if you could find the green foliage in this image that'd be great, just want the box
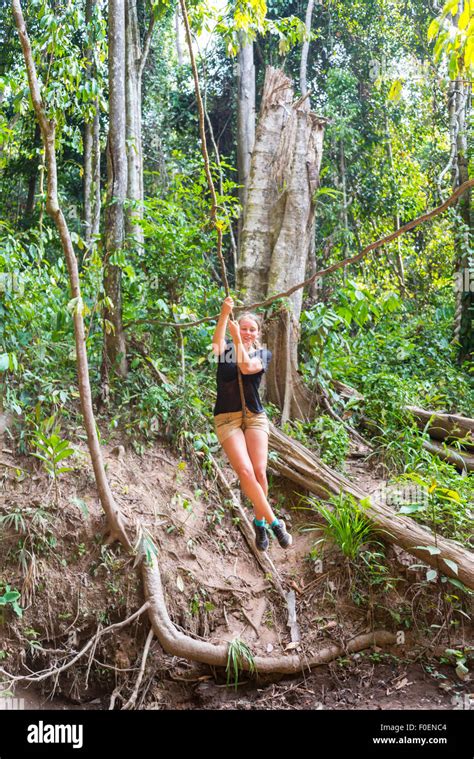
[133,526,159,568]
[0,502,57,574]
[226,638,256,689]
[358,547,400,593]
[302,492,383,561]
[282,415,349,471]
[31,415,75,482]
[0,585,23,619]
[0,1,472,617]
[393,472,473,544]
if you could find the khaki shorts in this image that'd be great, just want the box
[213,409,270,444]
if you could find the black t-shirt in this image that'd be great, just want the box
[213,341,272,415]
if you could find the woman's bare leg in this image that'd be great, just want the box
[221,429,276,523]
[244,428,269,497]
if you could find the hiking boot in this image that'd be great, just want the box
[271,519,293,549]
[253,520,269,551]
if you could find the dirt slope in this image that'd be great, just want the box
[1,437,472,710]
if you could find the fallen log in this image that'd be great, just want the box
[268,424,474,589]
[361,411,474,471]
[330,379,364,401]
[407,406,474,450]
[421,439,474,472]
[333,385,474,454]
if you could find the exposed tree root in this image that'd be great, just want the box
[121,627,154,710]
[142,555,396,674]
[0,603,150,686]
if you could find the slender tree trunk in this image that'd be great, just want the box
[83,123,93,244]
[24,123,40,223]
[339,138,349,277]
[91,107,101,239]
[451,79,473,361]
[236,35,255,251]
[104,0,128,379]
[12,0,131,548]
[299,0,314,96]
[125,0,144,247]
[83,0,101,248]
[384,109,405,289]
[175,5,183,66]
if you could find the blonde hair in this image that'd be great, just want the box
[237,312,263,349]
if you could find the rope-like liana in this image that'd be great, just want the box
[126,177,474,330]
[179,0,230,297]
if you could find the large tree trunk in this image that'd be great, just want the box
[421,438,474,472]
[407,405,474,449]
[103,0,128,379]
[237,67,326,422]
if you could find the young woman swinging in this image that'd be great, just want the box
[212,295,292,552]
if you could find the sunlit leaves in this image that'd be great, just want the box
[388,78,403,102]
[8,0,106,130]
[429,0,474,80]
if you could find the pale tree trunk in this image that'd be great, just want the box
[301,0,319,307]
[384,109,405,290]
[125,0,143,247]
[124,0,155,249]
[299,0,314,96]
[236,34,255,241]
[83,0,101,248]
[339,139,349,278]
[237,68,326,422]
[103,0,128,381]
[175,5,183,66]
[450,78,473,362]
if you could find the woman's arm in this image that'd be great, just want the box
[212,296,234,355]
[228,321,263,374]
[236,338,263,374]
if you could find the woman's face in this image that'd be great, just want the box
[238,318,259,349]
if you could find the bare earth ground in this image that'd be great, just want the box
[1,432,472,711]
